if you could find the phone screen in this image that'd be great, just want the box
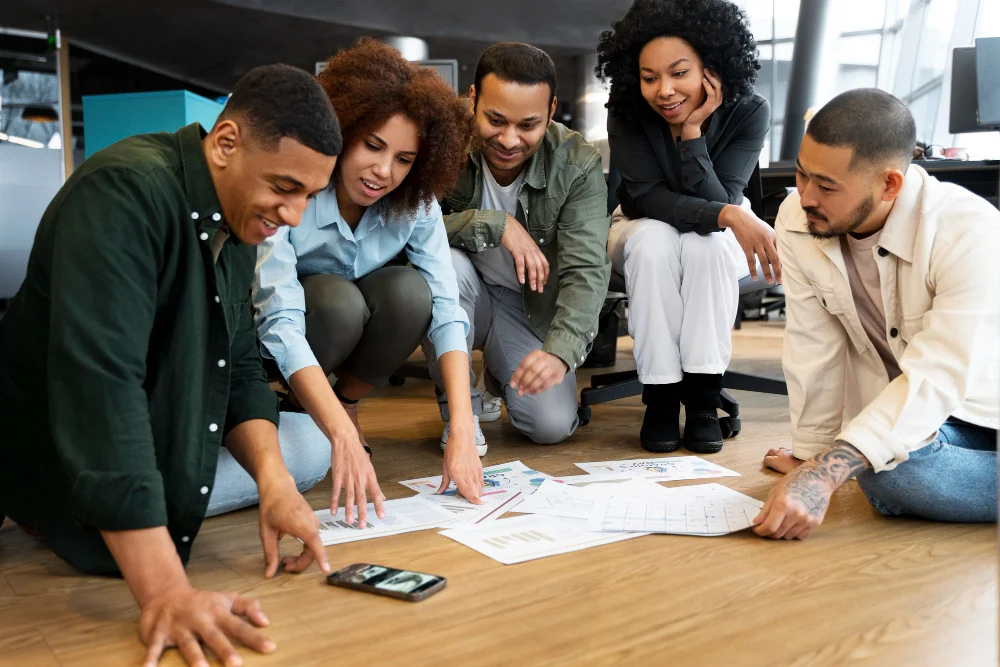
[327,563,446,600]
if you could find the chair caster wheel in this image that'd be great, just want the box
[577,406,592,427]
[388,374,405,387]
[720,416,741,439]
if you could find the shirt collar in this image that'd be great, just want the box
[313,183,387,238]
[178,123,226,233]
[874,164,924,264]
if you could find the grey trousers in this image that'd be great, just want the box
[423,248,579,445]
[301,265,432,387]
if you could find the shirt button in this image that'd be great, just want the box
[200,232,209,241]
[212,213,222,222]
[191,212,200,220]
[214,295,221,303]
[889,327,899,338]
[878,247,889,257]
[217,359,226,368]
[538,238,544,243]
[181,536,190,543]
[200,486,210,495]
[209,423,219,433]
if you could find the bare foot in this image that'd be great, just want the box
[762,446,803,474]
[341,401,369,451]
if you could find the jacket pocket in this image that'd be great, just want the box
[810,282,867,354]
[899,314,924,344]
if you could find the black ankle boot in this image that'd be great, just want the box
[681,373,724,454]
[640,383,681,453]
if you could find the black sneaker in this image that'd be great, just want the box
[640,383,681,452]
[683,408,724,454]
[641,406,681,452]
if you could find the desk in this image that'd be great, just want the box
[761,159,1000,222]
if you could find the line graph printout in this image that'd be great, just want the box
[440,514,647,565]
[574,456,740,482]
[514,477,670,520]
[587,485,764,536]
[419,487,523,525]
[315,496,457,546]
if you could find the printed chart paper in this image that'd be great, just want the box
[439,514,646,565]
[587,484,764,536]
[514,477,670,520]
[400,460,551,496]
[574,456,740,482]
[419,486,524,525]
[315,496,456,546]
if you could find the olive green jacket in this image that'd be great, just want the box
[442,122,611,372]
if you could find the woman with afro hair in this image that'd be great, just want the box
[250,38,484,531]
[597,0,781,454]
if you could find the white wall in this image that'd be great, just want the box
[0,143,63,298]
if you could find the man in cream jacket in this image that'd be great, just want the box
[753,89,998,540]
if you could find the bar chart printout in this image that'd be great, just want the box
[440,513,646,565]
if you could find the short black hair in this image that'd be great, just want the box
[474,42,558,109]
[220,64,342,156]
[596,0,759,125]
[807,88,916,171]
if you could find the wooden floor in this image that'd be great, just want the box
[1,322,996,667]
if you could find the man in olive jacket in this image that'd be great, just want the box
[0,65,341,666]
[424,43,611,451]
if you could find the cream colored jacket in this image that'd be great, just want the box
[777,165,999,472]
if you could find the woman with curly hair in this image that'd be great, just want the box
[596,0,782,454]
[250,38,484,531]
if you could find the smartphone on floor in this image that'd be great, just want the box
[326,563,446,602]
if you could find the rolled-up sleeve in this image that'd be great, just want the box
[405,198,470,357]
[253,226,321,379]
[47,170,167,530]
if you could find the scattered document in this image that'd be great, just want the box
[400,460,552,496]
[439,514,646,565]
[574,456,740,482]
[315,496,456,546]
[514,476,670,520]
[419,486,524,525]
[587,484,764,536]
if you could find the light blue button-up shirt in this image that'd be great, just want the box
[252,186,469,379]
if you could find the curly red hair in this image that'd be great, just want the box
[317,37,472,214]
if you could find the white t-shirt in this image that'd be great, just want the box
[469,165,526,292]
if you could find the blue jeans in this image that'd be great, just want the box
[856,419,997,522]
[206,412,331,517]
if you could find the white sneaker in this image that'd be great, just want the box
[441,414,488,457]
[476,373,503,423]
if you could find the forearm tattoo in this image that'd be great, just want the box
[785,444,871,517]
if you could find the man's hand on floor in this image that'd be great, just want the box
[257,473,330,578]
[762,446,804,474]
[140,585,274,667]
[754,443,872,540]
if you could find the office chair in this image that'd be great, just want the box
[577,163,787,437]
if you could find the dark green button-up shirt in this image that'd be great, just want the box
[0,123,278,575]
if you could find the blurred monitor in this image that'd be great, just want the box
[315,58,459,94]
[950,47,982,134]
[975,37,1000,128]
[416,59,460,93]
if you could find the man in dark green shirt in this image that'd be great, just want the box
[0,65,341,666]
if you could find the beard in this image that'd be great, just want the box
[804,194,876,239]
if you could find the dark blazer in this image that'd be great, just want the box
[608,93,770,235]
